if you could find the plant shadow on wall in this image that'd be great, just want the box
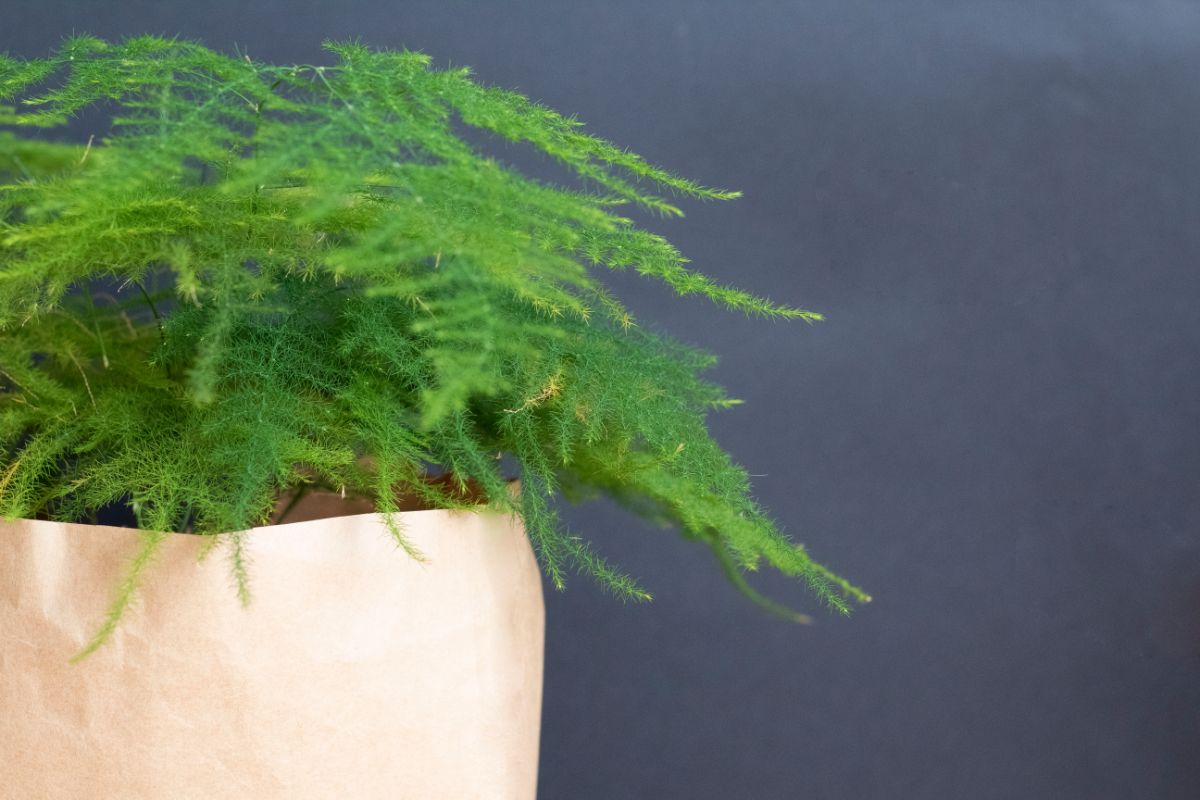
[0,36,869,659]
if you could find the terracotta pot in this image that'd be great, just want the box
[0,492,545,799]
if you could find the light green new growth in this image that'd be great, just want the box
[0,36,868,657]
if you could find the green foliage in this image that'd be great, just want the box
[0,36,867,655]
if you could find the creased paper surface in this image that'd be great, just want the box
[0,494,544,799]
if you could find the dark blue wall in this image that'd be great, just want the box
[5,2,1198,797]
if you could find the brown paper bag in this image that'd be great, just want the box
[0,493,544,799]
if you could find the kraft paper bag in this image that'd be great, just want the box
[0,493,544,799]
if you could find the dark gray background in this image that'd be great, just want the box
[5,1,1198,797]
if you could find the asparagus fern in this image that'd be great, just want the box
[0,36,868,656]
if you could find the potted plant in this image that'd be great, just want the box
[0,36,868,798]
